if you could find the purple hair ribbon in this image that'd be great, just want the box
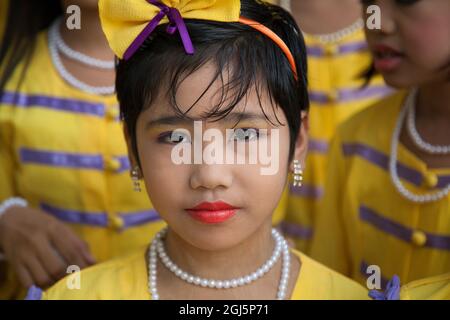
[123,0,195,60]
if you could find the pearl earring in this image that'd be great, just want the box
[131,166,142,192]
[293,160,303,187]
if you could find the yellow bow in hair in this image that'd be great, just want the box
[99,0,241,60]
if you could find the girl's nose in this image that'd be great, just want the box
[378,3,397,35]
[189,163,233,191]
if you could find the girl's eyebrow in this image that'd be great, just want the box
[146,112,269,129]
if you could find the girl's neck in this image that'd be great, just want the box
[164,221,275,280]
[291,0,362,35]
[400,80,450,169]
[417,81,450,119]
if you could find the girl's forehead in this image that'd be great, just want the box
[146,63,281,122]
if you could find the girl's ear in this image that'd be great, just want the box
[289,111,309,171]
[123,124,140,174]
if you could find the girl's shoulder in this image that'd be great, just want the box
[31,246,150,300]
[290,249,370,300]
[400,273,450,300]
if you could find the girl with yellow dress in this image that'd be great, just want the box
[0,0,165,298]
[28,0,369,300]
[273,0,394,252]
[311,0,450,289]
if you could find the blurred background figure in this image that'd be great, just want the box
[311,0,449,288]
[0,0,165,299]
[276,0,394,252]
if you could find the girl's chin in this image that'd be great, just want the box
[382,74,419,90]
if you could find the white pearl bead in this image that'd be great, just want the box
[148,228,290,300]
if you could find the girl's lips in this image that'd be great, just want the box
[185,201,239,224]
[372,44,404,72]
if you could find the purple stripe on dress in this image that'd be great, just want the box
[308,91,329,104]
[339,41,368,54]
[308,139,329,154]
[279,221,314,240]
[20,148,104,170]
[120,209,161,228]
[40,203,161,229]
[24,285,43,300]
[437,175,450,189]
[41,203,108,227]
[342,143,423,187]
[307,46,324,57]
[307,41,368,58]
[360,206,450,251]
[360,205,412,242]
[1,91,105,117]
[289,183,324,199]
[360,260,389,290]
[309,86,393,105]
[115,156,131,173]
[339,86,394,102]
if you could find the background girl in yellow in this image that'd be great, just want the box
[30,0,369,300]
[311,0,450,289]
[0,0,165,298]
[270,0,394,252]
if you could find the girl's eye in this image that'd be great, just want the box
[157,130,191,144]
[231,128,261,142]
[395,0,421,6]
[360,0,375,5]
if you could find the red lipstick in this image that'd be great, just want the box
[185,201,239,224]
[372,44,404,72]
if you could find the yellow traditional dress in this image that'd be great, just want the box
[25,246,369,300]
[282,27,394,253]
[0,30,166,298]
[311,92,450,287]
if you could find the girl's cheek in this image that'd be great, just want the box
[403,16,450,68]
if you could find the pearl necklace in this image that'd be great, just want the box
[279,0,364,44]
[406,89,450,155]
[390,90,450,203]
[52,18,115,70]
[48,21,115,95]
[148,228,291,300]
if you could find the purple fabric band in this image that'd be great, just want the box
[289,183,324,199]
[308,139,329,154]
[123,0,194,60]
[40,203,161,229]
[19,148,130,172]
[307,41,369,57]
[342,143,450,189]
[360,205,450,251]
[24,285,43,300]
[369,275,401,300]
[279,221,314,240]
[1,91,105,117]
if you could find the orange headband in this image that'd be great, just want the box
[239,17,298,80]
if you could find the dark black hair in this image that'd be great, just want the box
[116,0,309,168]
[0,0,63,97]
